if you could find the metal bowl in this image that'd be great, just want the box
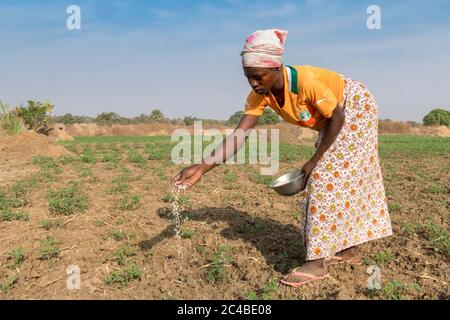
[269,170,305,196]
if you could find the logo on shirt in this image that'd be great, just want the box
[299,110,312,121]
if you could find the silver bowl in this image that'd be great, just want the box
[269,170,305,196]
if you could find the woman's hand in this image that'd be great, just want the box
[300,160,317,191]
[171,164,206,190]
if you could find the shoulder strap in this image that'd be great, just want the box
[286,66,298,94]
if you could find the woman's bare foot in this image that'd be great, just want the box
[327,246,362,266]
[280,259,329,287]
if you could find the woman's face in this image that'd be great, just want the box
[243,67,279,95]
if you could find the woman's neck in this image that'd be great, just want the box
[271,67,285,95]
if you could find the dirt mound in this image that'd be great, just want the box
[48,123,74,142]
[0,131,73,161]
[65,122,318,145]
[412,126,450,137]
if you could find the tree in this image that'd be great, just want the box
[226,111,244,126]
[183,116,197,126]
[149,109,165,123]
[423,108,450,126]
[257,108,281,125]
[95,112,121,125]
[15,100,54,130]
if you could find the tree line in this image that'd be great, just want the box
[49,109,284,126]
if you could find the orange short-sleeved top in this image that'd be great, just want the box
[244,65,345,130]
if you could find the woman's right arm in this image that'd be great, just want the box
[171,114,259,189]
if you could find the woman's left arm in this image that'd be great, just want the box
[300,105,345,190]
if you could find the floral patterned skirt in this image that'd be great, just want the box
[300,77,393,261]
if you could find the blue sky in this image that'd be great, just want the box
[1,0,449,122]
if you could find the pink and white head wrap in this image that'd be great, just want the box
[241,29,288,68]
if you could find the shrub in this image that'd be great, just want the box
[15,100,54,130]
[0,102,24,135]
[257,108,281,125]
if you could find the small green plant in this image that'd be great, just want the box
[261,278,279,300]
[38,219,64,230]
[411,282,421,292]
[38,169,58,182]
[246,291,259,300]
[76,166,93,178]
[0,192,8,210]
[205,246,232,284]
[111,168,134,184]
[101,152,120,164]
[6,248,25,269]
[117,195,141,211]
[32,156,58,168]
[257,174,273,186]
[0,274,19,294]
[105,263,142,287]
[64,144,78,153]
[58,156,77,165]
[47,182,88,215]
[161,193,173,203]
[224,170,237,183]
[180,229,194,239]
[80,147,96,163]
[388,202,401,212]
[145,144,166,160]
[127,149,146,166]
[401,223,417,236]
[373,249,395,266]
[195,245,206,254]
[111,230,127,241]
[114,245,138,266]
[0,209,29,222]
[7,196,28,209]
[292,211,301,222]
[121,143,131,150]
[38,236,60,260]
[426,184,446,194]
[107,183,129,195]
[424,220,450,257]
[116,218,126,225]
[382,280,405,300]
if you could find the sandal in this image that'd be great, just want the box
[280,268,330,288]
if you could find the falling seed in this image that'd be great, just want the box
[170,184,188,260]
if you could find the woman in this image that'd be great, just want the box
[172,29,393,287]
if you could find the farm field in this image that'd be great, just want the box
[0,135,449,299]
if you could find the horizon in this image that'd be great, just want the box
[1,0,449,122]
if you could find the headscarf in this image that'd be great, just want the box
[241,29,288,68]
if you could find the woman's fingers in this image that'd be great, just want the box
[171,165,203,189]
[171,172,181,184]
[183,180,193,190]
